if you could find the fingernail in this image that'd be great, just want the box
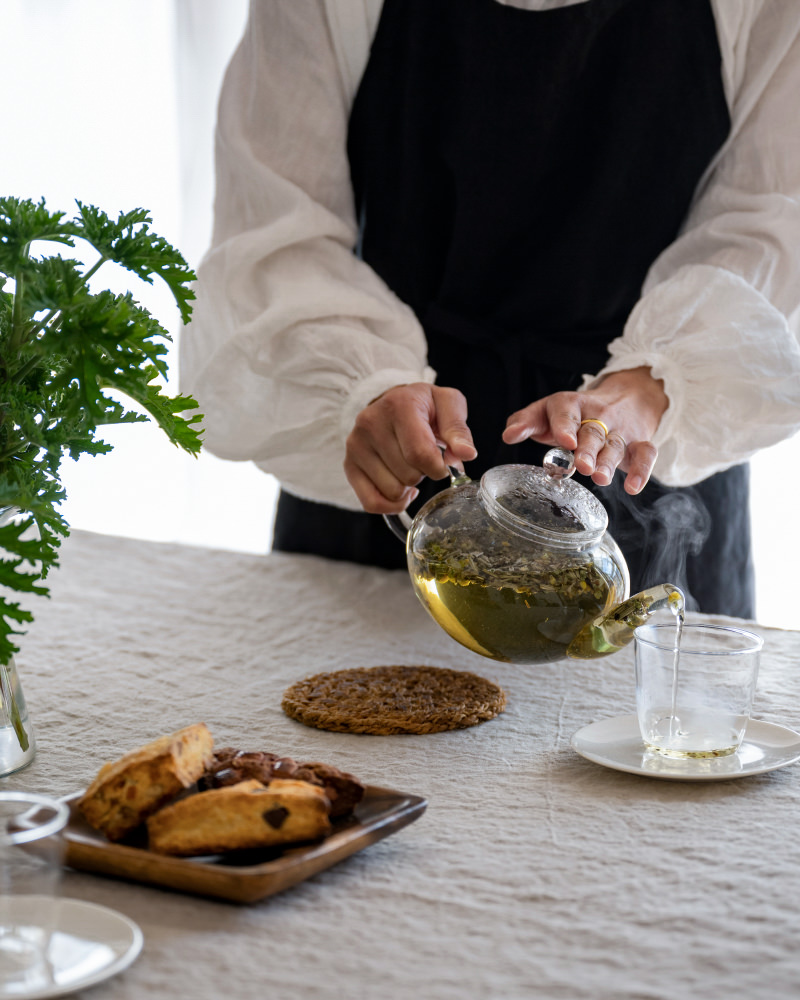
[595,465,612,484]
[626,476,642,493]
[455,440,478,459]
[504,424,526,443]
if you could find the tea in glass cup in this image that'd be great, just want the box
[634,622,762,758]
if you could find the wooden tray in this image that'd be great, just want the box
[52,787,426,904]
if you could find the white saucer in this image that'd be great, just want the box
[0,897,143,1000]
[570,715,800,781]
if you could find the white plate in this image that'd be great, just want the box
[570,715,800,781]
[0,896,143,1000]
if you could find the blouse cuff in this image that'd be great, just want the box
[579,264,800,486]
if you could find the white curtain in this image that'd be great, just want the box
[1,0,276,554]
[1,1,796,628]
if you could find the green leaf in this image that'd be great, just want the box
[0,508,60,670]
[75,202,196,324]
[0,195,203,692]
[20,255,90,315]
[0,196,79,275]
[102,370,204,452]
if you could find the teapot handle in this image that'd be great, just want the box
[383,509,414,543]
[383,455,472,544]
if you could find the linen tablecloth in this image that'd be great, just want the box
[6,529,800,1000]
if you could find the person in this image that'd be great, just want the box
[181,0,800,618]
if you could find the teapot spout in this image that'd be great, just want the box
[566,583,685,660]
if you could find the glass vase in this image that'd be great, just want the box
[0,506,38,775]
[0,654,36,776]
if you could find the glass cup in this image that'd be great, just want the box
[0,792,69,994]
[634,622,763,758]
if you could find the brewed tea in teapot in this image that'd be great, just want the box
[387,449,682,664]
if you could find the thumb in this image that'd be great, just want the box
[431,386,478,463]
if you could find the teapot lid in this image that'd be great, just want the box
[478,448,608,548]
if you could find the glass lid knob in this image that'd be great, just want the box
[542,447,575,486]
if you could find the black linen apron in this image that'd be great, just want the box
[273,0,755,618]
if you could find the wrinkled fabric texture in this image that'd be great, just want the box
[7,530,800,1000]
[273,0,755,620]
[181,0,800,510]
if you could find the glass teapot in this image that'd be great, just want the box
[385,448,683,664]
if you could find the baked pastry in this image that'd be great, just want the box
[282,664,506,735]
[146,778,332,856]
[199,748,364,818]
[77,723,214,841]
[294,761,364,818]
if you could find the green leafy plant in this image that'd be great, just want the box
[0,196,203,749]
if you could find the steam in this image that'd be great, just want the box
[601,477,712,612]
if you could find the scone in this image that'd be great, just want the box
[77,723,214,841]
[198,748,365,818]
[146,778,332,856]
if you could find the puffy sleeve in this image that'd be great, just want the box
[179,0,434,510]
[582,2,800,486]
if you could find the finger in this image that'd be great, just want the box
[344,427,423,508]
[372,386,452,480]
[592,430,627,486]
[502,400,549,444]
[574,419,609,476]
[345,414,428,508]
[350,424,427,495]
[546,398,584,450]
[621,440,658,495]
[430,386,477,464]
[345,458,419,514]
[504,395,580,449]
[355,390,446,483]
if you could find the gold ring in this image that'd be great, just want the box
[579,418,609,437]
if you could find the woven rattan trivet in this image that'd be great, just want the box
[281,664,506,735]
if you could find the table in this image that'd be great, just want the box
[6,529,800,1000]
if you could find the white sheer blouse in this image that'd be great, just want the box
[180,0,800,510]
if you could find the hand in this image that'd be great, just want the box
[502,367,667,494]
[345,383,478,513]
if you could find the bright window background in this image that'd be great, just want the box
[2,0,275,556]
[3,0,798,630]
